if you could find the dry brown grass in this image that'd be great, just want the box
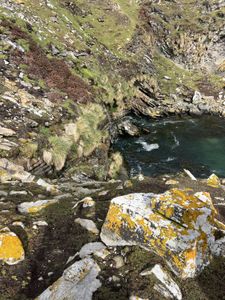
[1,20,93,103]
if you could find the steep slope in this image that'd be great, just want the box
[0,0,224,178]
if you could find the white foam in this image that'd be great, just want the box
[136,140,159,152]
[164,157,175,162]
[171,132,180,149]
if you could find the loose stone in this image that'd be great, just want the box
[0,227,25,265]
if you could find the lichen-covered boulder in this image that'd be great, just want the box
[101,189,221,278]
[0,227,25,265]
[37,257,101,300]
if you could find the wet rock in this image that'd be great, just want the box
[101,189,222,278]
[37,257,101,300]
[207,173,221,188]
[18,199,58,214]
[75,218,99,234]
[0,227,25,265]
[118,119,140,136]
[149,264,182,300]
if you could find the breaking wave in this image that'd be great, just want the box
[136,140,159,152]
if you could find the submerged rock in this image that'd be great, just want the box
[0,227,25,265]
[37,257,101,300]
[101,189,222,278]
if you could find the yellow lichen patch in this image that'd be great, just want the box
[0,228,25,265]
[28,203,51,213]
[151,189,210,227]
[18,199,58,214]
[105,204,124,235]
[136,218,153,242]
[207,174,220,188]
[105,204,136,235]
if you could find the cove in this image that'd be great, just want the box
[113,115,225,178]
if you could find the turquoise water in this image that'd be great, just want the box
[113,116,225,178]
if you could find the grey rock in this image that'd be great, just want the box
[75,218,99,234]
[192,91,202,104]
[78,242,106,258]
[37,257,101,300]
[0,126,16,137]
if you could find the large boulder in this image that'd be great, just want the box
[101,189,222,278]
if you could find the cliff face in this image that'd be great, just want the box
[0,0,225,177]
[1,2,225,300]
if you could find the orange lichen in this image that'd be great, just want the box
[105,204,136,234]
[185,247,197,262]
[0,231,24,264]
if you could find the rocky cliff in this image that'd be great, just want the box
[1,0,225,178]
[0,1,225,299]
